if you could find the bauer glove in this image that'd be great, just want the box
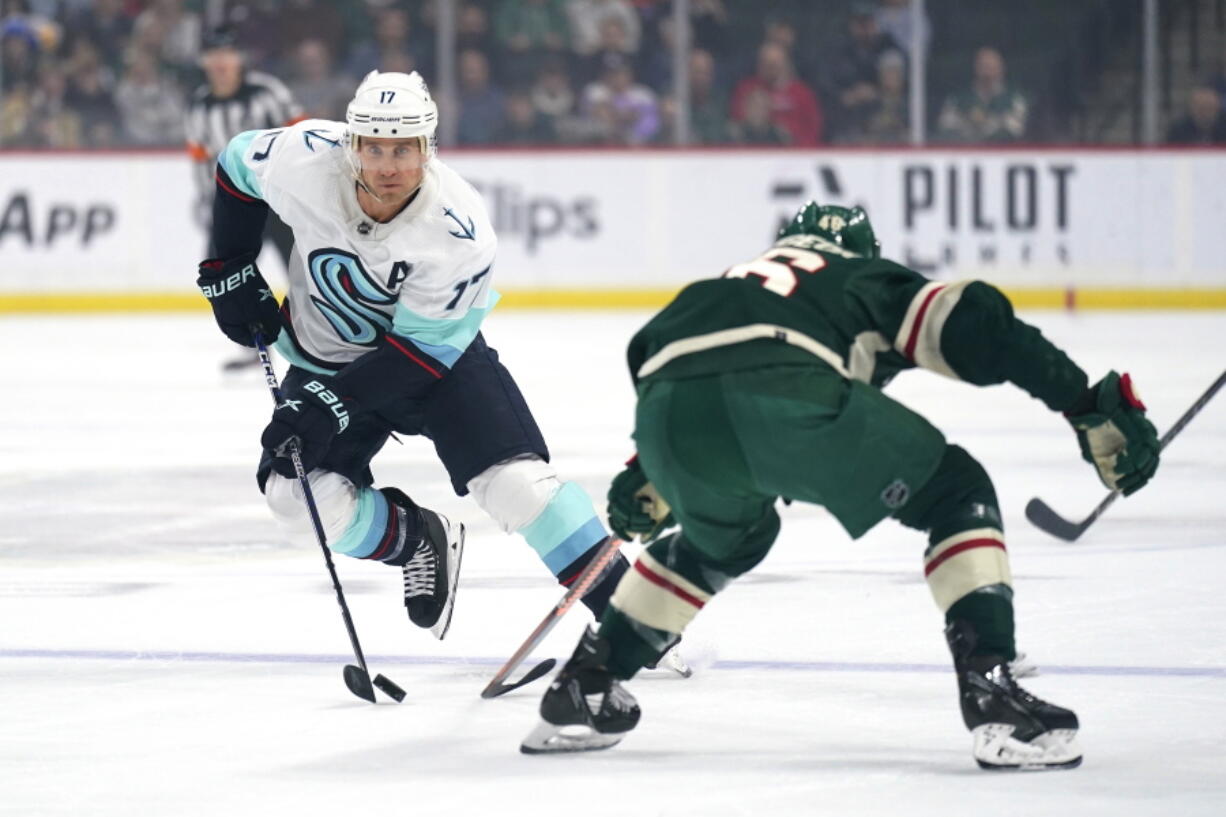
[607,457,674,542]
[260,377,352,478]
[197,253,282,347]
[1066,371,1160,496]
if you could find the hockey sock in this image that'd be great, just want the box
[598,609,676,680]
[514,480,613,594]
[946,588,1016,660]
[895,444,1017,659]
[329,486,425,567]
[558,543,629,617]
[598,533,725,679]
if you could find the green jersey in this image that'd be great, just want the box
[628,234,1087,412]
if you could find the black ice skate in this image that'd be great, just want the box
[383,488,464,640]
[521,627,641,754]
[946,620,1082,770]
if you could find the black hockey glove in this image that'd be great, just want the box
[260,377,352,478]
[607,456,674,543]
[1066,371,1160,496]
[197,253,282,347]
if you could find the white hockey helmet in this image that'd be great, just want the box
[345,70,438,173]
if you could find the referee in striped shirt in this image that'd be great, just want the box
[186,26,303,370]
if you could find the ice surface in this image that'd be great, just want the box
[2,310,1224,817]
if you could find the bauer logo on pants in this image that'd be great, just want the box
[304,380,351,432]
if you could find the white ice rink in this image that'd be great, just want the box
[2,310,1224,817]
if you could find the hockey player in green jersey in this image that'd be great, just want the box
[520,201,1161,769]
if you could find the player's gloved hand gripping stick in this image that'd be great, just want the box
[1027,368,1226,541]
[259,373,351,478]
[252,330,405,703]
[607,457,675,543]
[197,255,282,347]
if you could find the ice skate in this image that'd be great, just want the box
[385,488,464,640]
[947,621,1081,771]
[1008,651,1039,679]
[645,637,693,678]
[521,627,640,754]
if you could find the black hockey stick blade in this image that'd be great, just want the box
[373,673,407,703]
[343,664,377,703]
[481,658,557,699]
[1024,497,1092,542]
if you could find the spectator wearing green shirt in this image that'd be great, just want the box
[937,46,1027,143]
[495,0,569,84]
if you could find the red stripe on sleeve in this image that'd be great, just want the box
[903,285,946,362]
[633,560,706,610]
[923,538,1006,577]
[384,335,443,379]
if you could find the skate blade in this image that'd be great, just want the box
[972,724,1082,771]
[1008,651,1040,679]
[520,720,626,755]
[654,646,693,678]
[430,522,466,641]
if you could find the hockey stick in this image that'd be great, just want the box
[252,332,405,704]
[1026,368,1226,541]
[481,535,624,699]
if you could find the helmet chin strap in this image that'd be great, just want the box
[354,173,384,203]
[355,177,426,209]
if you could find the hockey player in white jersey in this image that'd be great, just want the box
[194,71,633,640]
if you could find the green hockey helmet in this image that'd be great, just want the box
[778,201,880,259]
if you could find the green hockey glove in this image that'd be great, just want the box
[1066,371,1160,496]
[607,457,674,543]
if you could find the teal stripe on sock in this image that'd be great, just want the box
[544,517,607,574]
[519,482,606,574]
[330,487,387,557]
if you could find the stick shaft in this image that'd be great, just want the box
[481,536,623,698]
[1155,369,1226,450]
[253,334,370,674]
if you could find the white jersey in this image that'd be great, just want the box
[217,118,497,373]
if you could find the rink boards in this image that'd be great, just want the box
[2,147,1226,311]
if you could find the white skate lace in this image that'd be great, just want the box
[402,542,437,599]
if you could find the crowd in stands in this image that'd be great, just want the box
[2,0,1219,150]
[1166,83,1226,145]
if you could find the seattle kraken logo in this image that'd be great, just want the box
[307,249,395,344]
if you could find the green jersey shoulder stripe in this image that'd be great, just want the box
[636,323,851,380]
